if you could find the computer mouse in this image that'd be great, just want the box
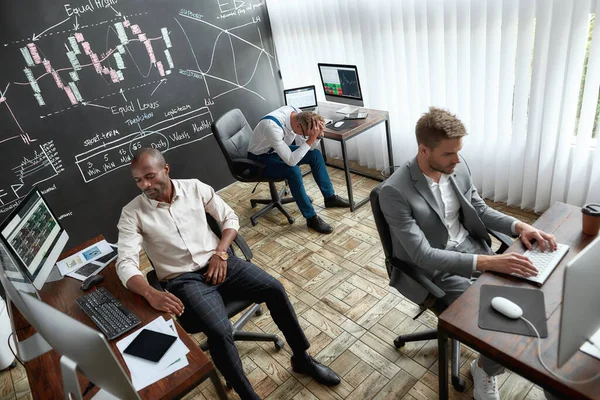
[81,274,104,291]
[333,121,344,128]
[491,296,523,319]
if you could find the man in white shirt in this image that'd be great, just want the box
[116,148,340,400]
[248,106,350,234]
[379,107,557,400]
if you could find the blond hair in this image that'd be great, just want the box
[295,111,325,132]
[415,107,467,148]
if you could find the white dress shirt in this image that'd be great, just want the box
[116,179,240,286]
[247,106,320,166]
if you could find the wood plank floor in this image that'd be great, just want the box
[0,166,548,400]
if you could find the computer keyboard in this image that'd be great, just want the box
[76,287,141,340]
[511,242,569,285]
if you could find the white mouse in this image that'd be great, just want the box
[491,296,523,319]
[334,121,344,128]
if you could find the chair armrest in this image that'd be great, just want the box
[389,258,446,299]
[146,270,164,292]
[232,233,253,261]
[487,229,514,254]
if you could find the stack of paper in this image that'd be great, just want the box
[116,316,190,390]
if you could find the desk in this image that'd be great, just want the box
[318,102,393,211]
[14,236,227,400]
[437,202,600,399]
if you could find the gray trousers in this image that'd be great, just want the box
[432,235,505,376]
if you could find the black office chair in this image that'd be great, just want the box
[369,183,512,392]
[212,108,296,226]
[145,213,285,352]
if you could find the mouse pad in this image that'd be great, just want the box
[328,120,358,131]
[478,285,547,338]
[123,329,177,362]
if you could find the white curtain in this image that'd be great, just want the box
[267,0,600,212]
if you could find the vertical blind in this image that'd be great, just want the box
[267,0,600,212]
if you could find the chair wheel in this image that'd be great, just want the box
[452,376,466,392]
[274,339,285,350]
[254,305,263,316]
[250,217,258,226]
[250,200,257,208]
[393,338,405,348]
[287,217,295,225]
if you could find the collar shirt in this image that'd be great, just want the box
[116,179,239,285]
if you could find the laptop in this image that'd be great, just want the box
[283,85,318,112]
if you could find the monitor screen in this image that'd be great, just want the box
[284,85,317,109]
[0,187,67,287]
[318,63,363,106]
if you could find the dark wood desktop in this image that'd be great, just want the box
[13,236,226,400]
[437,202,600,399]
[318,102,394,211]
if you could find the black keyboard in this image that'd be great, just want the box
[76,287,141,340]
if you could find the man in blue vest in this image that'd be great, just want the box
[248,106,349,233]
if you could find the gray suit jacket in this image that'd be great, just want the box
[379,157,517,305]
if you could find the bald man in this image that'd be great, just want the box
[115,148,340,400]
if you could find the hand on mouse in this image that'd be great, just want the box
[515,222,557,252]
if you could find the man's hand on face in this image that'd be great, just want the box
[204,254,228,285]
[145,289,185,316]
[516,222,557,252]
[306,117,324,145]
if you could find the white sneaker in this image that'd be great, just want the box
[470,359,500,400]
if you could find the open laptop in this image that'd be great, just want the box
[283,85,318,112]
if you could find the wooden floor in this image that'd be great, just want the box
[0,165,547,400]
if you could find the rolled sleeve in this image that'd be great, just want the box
[116,208,144,287]
[201,183,239,232]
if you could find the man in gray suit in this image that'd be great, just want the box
[380,107,557,400]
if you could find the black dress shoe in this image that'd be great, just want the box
[324,195,350,208]
[291,355,341,386]
[306,215,333,234]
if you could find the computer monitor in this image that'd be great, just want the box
[0,187,68,290]
[317,63,364,111]
[0,254,139,400]
[558,235,600,367]
[283,85,318,110]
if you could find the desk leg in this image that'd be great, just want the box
[385,118,394,169]
[340,139,355,211]
[438,328,449,400]
[209,370,229,400]
[320,139,328,163]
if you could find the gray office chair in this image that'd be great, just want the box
[212,108,296,226]
[146,213,285,352]
[369,183,512,392]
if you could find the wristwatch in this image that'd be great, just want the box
[214,251,228,261]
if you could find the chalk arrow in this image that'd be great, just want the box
[119,88,127,101]
[32,17,71,41]
[111,6,123,17]
[73,16,79,31]
[150,78,167,96]
[81,101,110,110]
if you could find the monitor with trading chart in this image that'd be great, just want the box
[0,187,68,290]
[283,85,318,111]
[318,63,364,113]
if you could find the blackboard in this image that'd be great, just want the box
[0,0,283,245]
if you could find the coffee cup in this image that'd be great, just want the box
[582,203,600,236]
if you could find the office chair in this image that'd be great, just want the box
[369,183,512,392]
[212,108,296,226]
[146,213,285,353]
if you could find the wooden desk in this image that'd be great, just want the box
[318,102,393,211]
[437,202,600,399]
[14,236,227,400]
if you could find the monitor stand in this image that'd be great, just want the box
[61,356,124,400]
[46,264,63,283]
[336,105,359,115]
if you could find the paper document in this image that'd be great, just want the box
[117,316,189,390]
[66,243,118,281]
[581,327,600,360]
[56,240,113,276]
